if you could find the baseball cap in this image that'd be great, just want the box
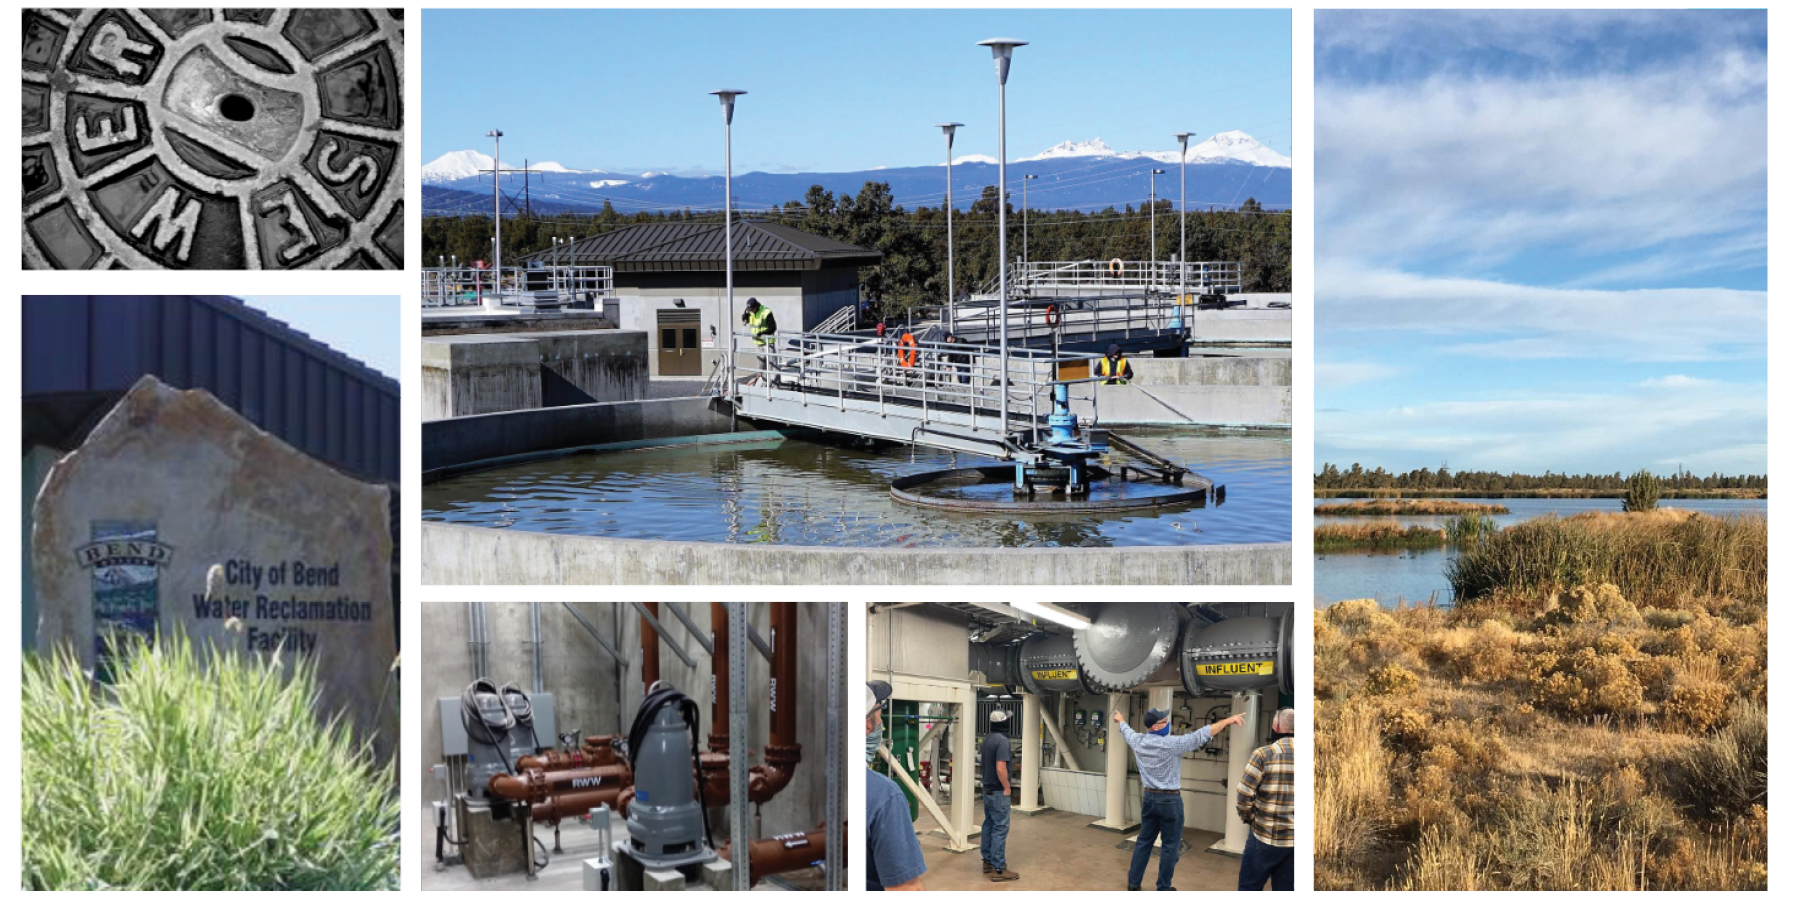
[866,680,893,716]
[989,709,1013,723]
[1143,707,1170,728]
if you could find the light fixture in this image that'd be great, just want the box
[1010,600,1091,630]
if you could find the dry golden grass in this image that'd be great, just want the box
[1315,499,1511,516]
[1316,515,1767,890]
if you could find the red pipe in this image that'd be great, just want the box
[641,602,660,691]
[709,602,730,753]
[719,825,845,886]
[749,602,802,803]
[488,763,632,806]
[518,735,623,772]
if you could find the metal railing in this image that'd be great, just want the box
[728,329,1103,460]
[976,260,1242,297]
[420,265,614,309]
[944,292,1193,348]
[814,303,858,334]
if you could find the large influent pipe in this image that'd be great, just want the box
[719,825,846,887]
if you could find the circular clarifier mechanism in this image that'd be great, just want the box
[889,465,1217,513]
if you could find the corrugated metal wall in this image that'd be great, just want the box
[22,296,399,484]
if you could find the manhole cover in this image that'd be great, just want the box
[22,8,405,269]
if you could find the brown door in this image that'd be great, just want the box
[657,309,702,375]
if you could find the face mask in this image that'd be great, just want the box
[1152,723,1171,736]
[867,721,883,763]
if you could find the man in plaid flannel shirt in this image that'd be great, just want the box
[1235,707,1295,891]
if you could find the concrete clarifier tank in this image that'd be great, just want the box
[1178,613,1289,696]
[1073,603,1186,691]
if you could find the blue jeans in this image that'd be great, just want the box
[980,791,1011,871]
[1128,792,1184,890]
[1237,833,1294,891]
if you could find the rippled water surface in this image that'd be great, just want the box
[423,430,1290,548]
[1312,497,1768,607]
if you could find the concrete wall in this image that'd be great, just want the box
[420,601,847,847]
[422,397,739,476]
[421,335,543,421]
[1097,356,1292,427]
[422,332,649,421]
[418,601,627,802]
[1189,305,1291,344]
[422,523,1292,585]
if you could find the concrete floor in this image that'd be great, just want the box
[418,808,811,891]
[914,809,1257,892]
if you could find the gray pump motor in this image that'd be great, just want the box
[461,679,537,802]
[623,684,717,869]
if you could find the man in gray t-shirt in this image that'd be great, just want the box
[980,709,1019,881]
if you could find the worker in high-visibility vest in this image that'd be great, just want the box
[742,298,777,346]
[742,298,777,377]
[1093,343,1134,385]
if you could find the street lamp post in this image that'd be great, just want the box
[978,37,1026,440]
[937,122,963,325]
[1174,133,1192,305]
[1149,168,1165,287]
[711,89,746,393]
[1023,173,1038,282]
[487,129,503,300]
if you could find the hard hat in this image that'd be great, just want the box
[989,709,1013,723]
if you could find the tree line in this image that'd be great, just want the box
[421,181,1290,318]
[1315,463,1767,496]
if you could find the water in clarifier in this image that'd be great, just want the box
[422,428,1290,548]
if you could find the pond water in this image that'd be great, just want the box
[423,429,1290,549]
[1312,497,1768,607]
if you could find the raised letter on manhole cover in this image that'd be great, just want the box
[22,9,405,270]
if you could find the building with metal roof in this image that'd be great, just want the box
[520,220,881,377]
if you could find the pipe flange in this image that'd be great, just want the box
[22,8,404,269]
[1074,602,1184,691]
[763,744,803,766]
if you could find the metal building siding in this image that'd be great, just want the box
[21,296,399,484]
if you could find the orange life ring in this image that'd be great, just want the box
[1044,303,1062,327]
[898,332,919,368]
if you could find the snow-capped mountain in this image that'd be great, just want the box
[1020,132,1290,168]
[422,151,597,183]
[420,130,1290,217]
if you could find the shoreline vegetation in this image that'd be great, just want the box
[1316,509,1768,890]
[1315,499,1510,516]
[1315,487,1764,500]
[1315,511,1498,551]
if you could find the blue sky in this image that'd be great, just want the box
[241,297,400,380]
[1315,10,1767,477]
[422,9,1290,174]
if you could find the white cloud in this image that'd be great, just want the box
[1317,54,1767,280]
[1318,262,1766,362]
[1317,380,1767,474]
[1317,360,1402,387]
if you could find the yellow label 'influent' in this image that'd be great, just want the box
[1197,661,1273,676]
[1035,668,1077,681]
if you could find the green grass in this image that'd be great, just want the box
[23,634,398,890]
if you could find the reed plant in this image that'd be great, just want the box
[1447,510,1766,607]
[1315,521,1447,551]
[22,633,398,890]
[1316,499,1510,516]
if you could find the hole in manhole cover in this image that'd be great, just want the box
[218,93,255,121]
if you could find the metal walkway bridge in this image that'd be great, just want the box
[723,329,1102,464]
[420,264,614,310]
